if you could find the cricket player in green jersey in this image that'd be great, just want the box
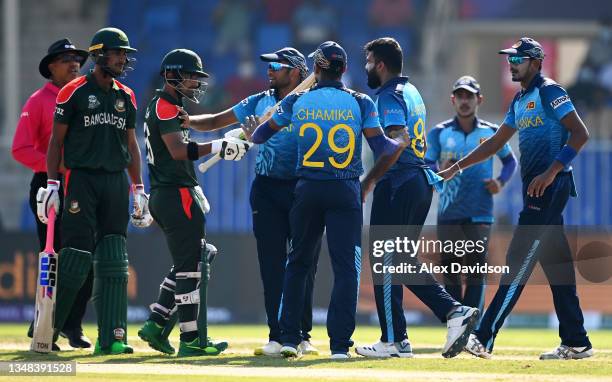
[137,49,250,357]
[37,27,151,355]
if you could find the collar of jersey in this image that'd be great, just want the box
[375,75,409,95]
[157,89,183,107]
[312,79,344,90]
[520,72,544,96]
[86,72,121,93]
[451,116,480,132]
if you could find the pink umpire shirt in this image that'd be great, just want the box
[11,82,60,173]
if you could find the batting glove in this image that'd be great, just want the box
[131,184,153,228]
[36,179,60,224]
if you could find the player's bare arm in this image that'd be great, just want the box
[127,128,143,185]
[183,108,238,132]
[46,121,68,182]
[161,131,213,160]
[527,111,589,197]
[438,124,516,181]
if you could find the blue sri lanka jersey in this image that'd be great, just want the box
[271,80,381,180]
[426,117,514,223]
[375,76,426,180]
[503,73,574,181]
[232,89,297,179]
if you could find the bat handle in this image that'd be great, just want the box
[44,208,56,253]
[198,154,222,173]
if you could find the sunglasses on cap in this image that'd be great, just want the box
[55,54,86,64]
[507,56,530,65]
[268,62,294,71]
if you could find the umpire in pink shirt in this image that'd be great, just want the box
[12,38,92,350]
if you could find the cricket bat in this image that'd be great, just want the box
[198,73,316,173]
[30,207,58,353]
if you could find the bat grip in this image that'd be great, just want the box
[198,154,222,173]
[44,208,56,253]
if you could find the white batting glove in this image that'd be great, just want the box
[131,184,153,228]
[36,179,60,224]
[211,137,251,161]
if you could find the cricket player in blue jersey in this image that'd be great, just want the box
[439,37,592,360]
[245,41,409,359]
[355,37,479,359]
[426,76,517,313]
[182,48,320,356]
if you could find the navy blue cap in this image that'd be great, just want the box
[260,47,308,74]
[308,41,347,69]
[452,75,481,94]
[499,37,545,59]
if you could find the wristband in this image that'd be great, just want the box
[211,139,222,154]
[187,141,199,160]
[555,144,577,166]
[132,183,145,194]
[47,179,60,190]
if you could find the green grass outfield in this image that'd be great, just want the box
[0,324,611,381]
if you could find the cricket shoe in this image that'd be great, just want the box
[539,345,594,360]
[60,328,92,349]
[280,344,302,359]
[177,337,228,357]
[138,320,175,355]
[254,340,282,356]
[298,340,320,355]
[93,340,134,355]
[464,333,491,359]
[442,306,479,358]
[331,351,351,359]
[355,339,414,358]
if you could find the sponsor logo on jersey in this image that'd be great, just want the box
[88,95,100,109]
[68,200,80,214]
[84,112,127,130]
[114,98,126,112]
[526,101,535,110]
[550,95,570,109]
[446,137,456,148]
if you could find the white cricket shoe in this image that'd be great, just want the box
[442,306,479,358]
[330,351,351,359]
[280,344,302,359]
[298,340,319,355]
[539,345,593,360]
[355,339,414,358]
[254,340,282,356]
[464,333,492,359]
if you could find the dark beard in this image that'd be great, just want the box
[366,69,381,89]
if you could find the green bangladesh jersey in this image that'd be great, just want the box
[144,90,198,188]
[54,73,137,172]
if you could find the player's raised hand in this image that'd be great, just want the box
[483,178,502,194]
[215,137,251,161]
[36,179,60,224]
[527,170,556,198]
[131,184,153,228]
[178,107,190,128]
[388,127,411,148]
[240,115,260,141]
